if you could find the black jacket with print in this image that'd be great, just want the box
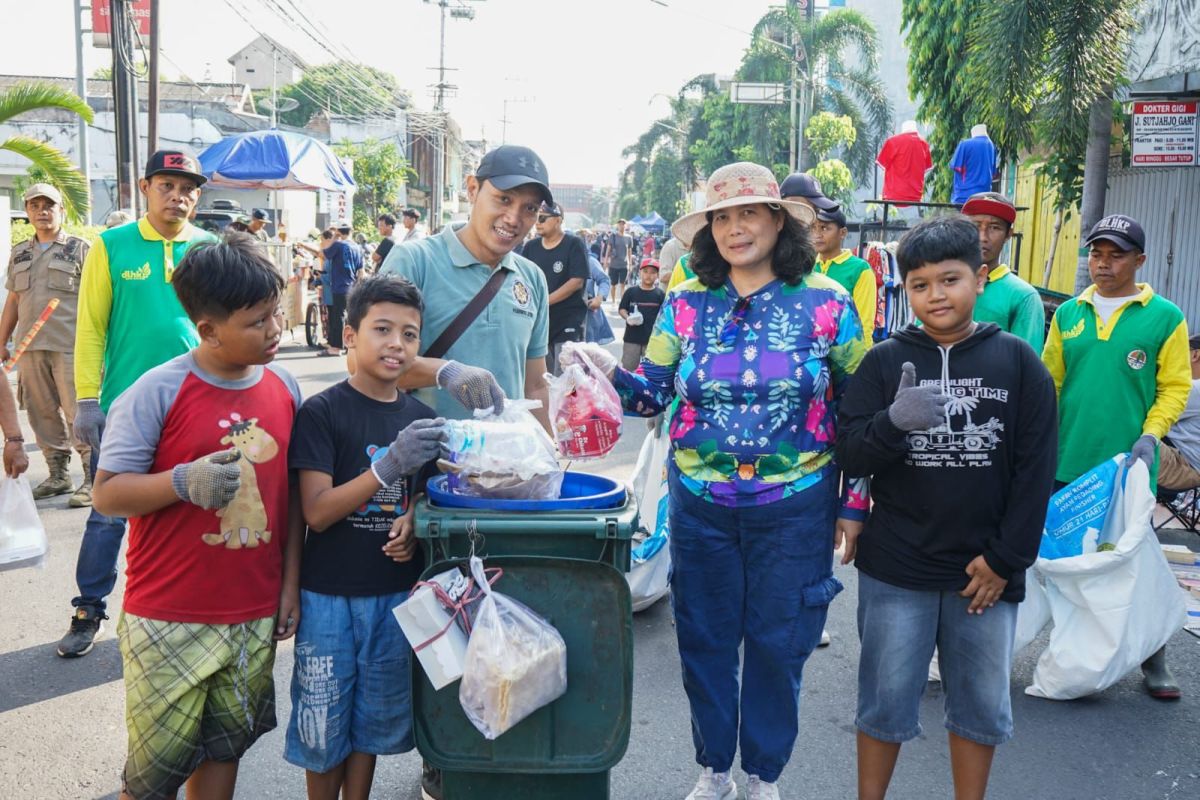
[836,323,1058,603]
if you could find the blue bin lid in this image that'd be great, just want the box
[427,471,625,511]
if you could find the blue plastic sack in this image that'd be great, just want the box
[1039,455,1125,560]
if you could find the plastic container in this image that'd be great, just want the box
[427,472,626,512]
[416,475,637,572]
[412,555,633,800]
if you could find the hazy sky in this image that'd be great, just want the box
[0,0,787,187]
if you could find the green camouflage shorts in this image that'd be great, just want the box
[118,612,277,800]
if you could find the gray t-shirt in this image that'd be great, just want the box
[1168,380,1200,470]
[608,234,633,268]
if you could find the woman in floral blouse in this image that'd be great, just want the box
[565,161,867,800]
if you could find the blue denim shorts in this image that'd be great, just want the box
[855,571,1018,746]
[284,590,414,772]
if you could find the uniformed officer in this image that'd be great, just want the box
[0,183,91,505]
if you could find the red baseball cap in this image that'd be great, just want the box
[961,192,1016,225]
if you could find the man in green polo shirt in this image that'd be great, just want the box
[961,192,1044,350]
[380,144,552,428]
[56,149,216,659]
[379,143,553,800]
[1043,213,1190,700]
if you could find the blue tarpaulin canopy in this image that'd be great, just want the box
[638,212,667,232]
[198,129,355,192]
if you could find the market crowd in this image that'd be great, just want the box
[0,141,1193,800]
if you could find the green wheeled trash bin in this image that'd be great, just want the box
[412,472,637,799]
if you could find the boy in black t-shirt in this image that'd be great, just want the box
[618,258,666,370]
[284,274,446,799]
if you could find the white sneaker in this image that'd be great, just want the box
[686,767,737,800]
[746,775,781,800]
[818,628,831,647]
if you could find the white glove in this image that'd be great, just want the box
[559,341,619,378]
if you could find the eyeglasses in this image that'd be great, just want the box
[536,215,553,222]
[719,296,752,347]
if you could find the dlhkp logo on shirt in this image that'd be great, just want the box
[121,263,152,281]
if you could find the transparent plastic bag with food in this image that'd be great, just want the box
[459,556,568,739]
[547,345,623,460]
[439,400,564,499]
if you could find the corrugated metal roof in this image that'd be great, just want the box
[1105,167,1200,328]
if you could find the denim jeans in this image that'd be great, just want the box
[71,444,127,616]
[855,571,1018,746]
[667,469,843,783]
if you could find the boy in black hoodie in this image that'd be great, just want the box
[836,216,1057,800]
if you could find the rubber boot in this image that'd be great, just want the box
[33,452,74,499]
[68,458,93,508]
[1141,645,1181,700]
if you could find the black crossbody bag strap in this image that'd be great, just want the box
[423,267,509,360]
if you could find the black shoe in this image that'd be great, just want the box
[56,607,106,658]
[421,760,443,800]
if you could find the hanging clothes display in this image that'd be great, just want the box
[859,241,908,341]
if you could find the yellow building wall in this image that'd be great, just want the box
[1012,163,1082,295]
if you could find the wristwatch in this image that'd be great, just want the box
[4,435,24,444]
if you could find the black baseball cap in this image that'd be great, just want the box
[144,149,206,185]
[538,201,563,217]
[779,172,838,211]
[475,145,553,204]
[1084,214,1145,253]
[816,207,847,228]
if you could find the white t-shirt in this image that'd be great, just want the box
[1091,291,1142,325]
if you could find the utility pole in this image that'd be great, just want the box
[423,0,483,229]
[73,0,91,217]
[110,0,141,215]
[795,0,816,172]
[147,0,160,153]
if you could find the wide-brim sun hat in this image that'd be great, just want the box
[671,162,816,247]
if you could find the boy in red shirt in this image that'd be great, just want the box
[93,234,303,800]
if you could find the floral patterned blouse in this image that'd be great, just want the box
[613,273,869,514]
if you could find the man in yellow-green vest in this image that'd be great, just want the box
[1043,213,1190,700]
[56,149,216,659]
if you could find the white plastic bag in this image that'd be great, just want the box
[627,416,671,612]
[459,556,568,739]
[1012,569,1051,656]
[440,400,563,499]
[0,475,48,571]
[1026,460,1187,700]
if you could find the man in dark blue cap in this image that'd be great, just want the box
[1043,213,1190,700]
[248,208,271,241]
[780,172,841,212]
[380,144,554,430]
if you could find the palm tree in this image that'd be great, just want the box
[964,0,1138,292]
[748,7,893,185]
[1,82,94,222]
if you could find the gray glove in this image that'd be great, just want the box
[171,449,242,510]
[371,418,447,486]
[437,361,506,413]
[1130,434,1158,468]
[887,362,950,432]
[74,398,106,449]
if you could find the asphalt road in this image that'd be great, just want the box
[2,318,1199,800]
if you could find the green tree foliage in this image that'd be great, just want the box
[279,62,408,127]
[618,9,890,220]
[747,7,891,182]
[901,0,977,201]
[644,149,687,221]
[11,220,104,246]
[0,82,94,222]
[965,0,1136,213]
[332,138,415,229]
[806,112,856,161]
